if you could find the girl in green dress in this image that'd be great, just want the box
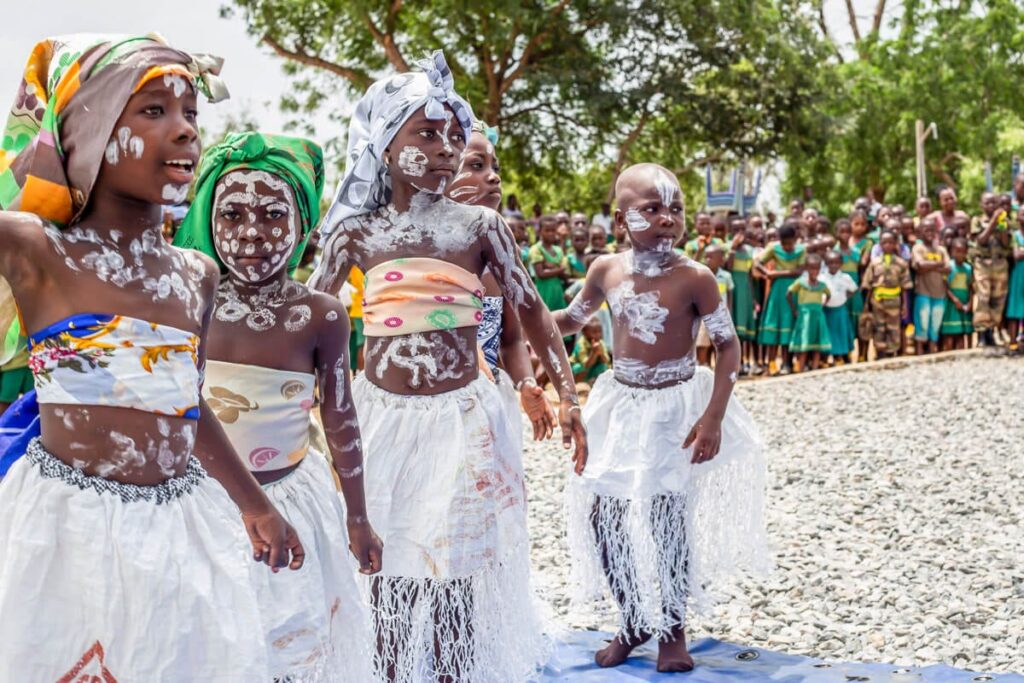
[529,215,569,311]
[1006,217,1024,348]
[941,238,974,350]
[727,219,757,374]
[787,254,832,371]
[850,210,874,361]
[754,224,806,374]
[834,218,863,332]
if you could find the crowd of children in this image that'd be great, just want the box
[468,190,1024,381]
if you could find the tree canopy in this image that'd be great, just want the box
[224,0,830,212]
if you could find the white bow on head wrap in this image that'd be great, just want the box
[319,50,474,235]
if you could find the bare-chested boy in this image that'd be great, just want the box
[554,163,767,673]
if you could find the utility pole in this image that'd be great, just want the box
[915,120,938,199]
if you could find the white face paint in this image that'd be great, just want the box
[163,73,189,98]
[104,127,145,166]
[625,207,651,232]
[607,280,669,345]
[654,169,681,207]
[397,146,429,177]
[213,170,299,283]
[162,183,188,204]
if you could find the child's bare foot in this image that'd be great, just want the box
[657,630,694,673]
[595,631,650,668]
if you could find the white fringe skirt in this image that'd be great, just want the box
[258,448,372,682]
[352,374,547,683]
[0,438,269,681]
[566,368,769,639]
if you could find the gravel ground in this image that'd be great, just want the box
[524,354,1024,674]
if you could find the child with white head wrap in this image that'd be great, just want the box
[321,50,474,234]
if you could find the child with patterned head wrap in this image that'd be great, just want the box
[311,51,588,682]
[176,130,380,680]
[0,34,303,680]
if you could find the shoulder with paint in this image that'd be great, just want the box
[0,211,61,265]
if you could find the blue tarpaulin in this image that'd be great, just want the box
[541,632,1023,682]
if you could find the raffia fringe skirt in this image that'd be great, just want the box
[566,368,770,638]
[352,374,547,683]
[0,438,269,682]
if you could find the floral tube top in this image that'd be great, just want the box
[28,313,201,418]
[362,257,484,337]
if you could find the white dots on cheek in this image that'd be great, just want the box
[271,227,282,238]
[262,242,273,253]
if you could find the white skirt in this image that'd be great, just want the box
[0,438,269,682]
[567,368,769,636]
[258,448,372,682]
[352,374,547,683]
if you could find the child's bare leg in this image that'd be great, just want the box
[591,496,650,667]
[371,576,417,682]
[649,494,694,673]
[810,351,820,370]
[432,578,473,683]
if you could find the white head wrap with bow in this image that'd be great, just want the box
[319,50,474,235]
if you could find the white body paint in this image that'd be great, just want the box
[48,226,206,323]
[607,280,669,345]
[701,300,737,346]
[370,331,471,389]
[614,354,697,385]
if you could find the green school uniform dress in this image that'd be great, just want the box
[836,245,863,327]
[787,279,832,352]
[1007,231,1024,320]
[529,243,568,311]
[941,262,974,335]
[757,242,807,346]
[567,251,588,281]
[730,245,756,341]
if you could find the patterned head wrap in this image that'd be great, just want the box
[0,33,228,227]
[173,131,325,276]
[472,120,499,147]
[319,50,474,236]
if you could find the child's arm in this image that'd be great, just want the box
[533,259,564,279]
[481,215,587,473]
[497,296,556,441]
[314,294,382,575]
[786,287,798,318]
[308,223,357,296]
[683,270,741,464]
[191,257,304,571]
[1014,240,1024,261]
[553,257,610,336]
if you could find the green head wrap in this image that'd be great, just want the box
[174,131,324,276]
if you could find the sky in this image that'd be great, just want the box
[0,0,890,211]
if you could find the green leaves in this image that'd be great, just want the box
[226,0,832,210]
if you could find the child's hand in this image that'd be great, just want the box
[242,509,306,572]
[560,399,588,475]
[683,415,723,464]
[347,517,384,575]
[520,382,556,440]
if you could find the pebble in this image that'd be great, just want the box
[522,356,1024,673]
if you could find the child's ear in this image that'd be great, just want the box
[613,207,624,229]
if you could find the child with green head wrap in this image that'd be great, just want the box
[177,130,381,681]
[174,131,324,277]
